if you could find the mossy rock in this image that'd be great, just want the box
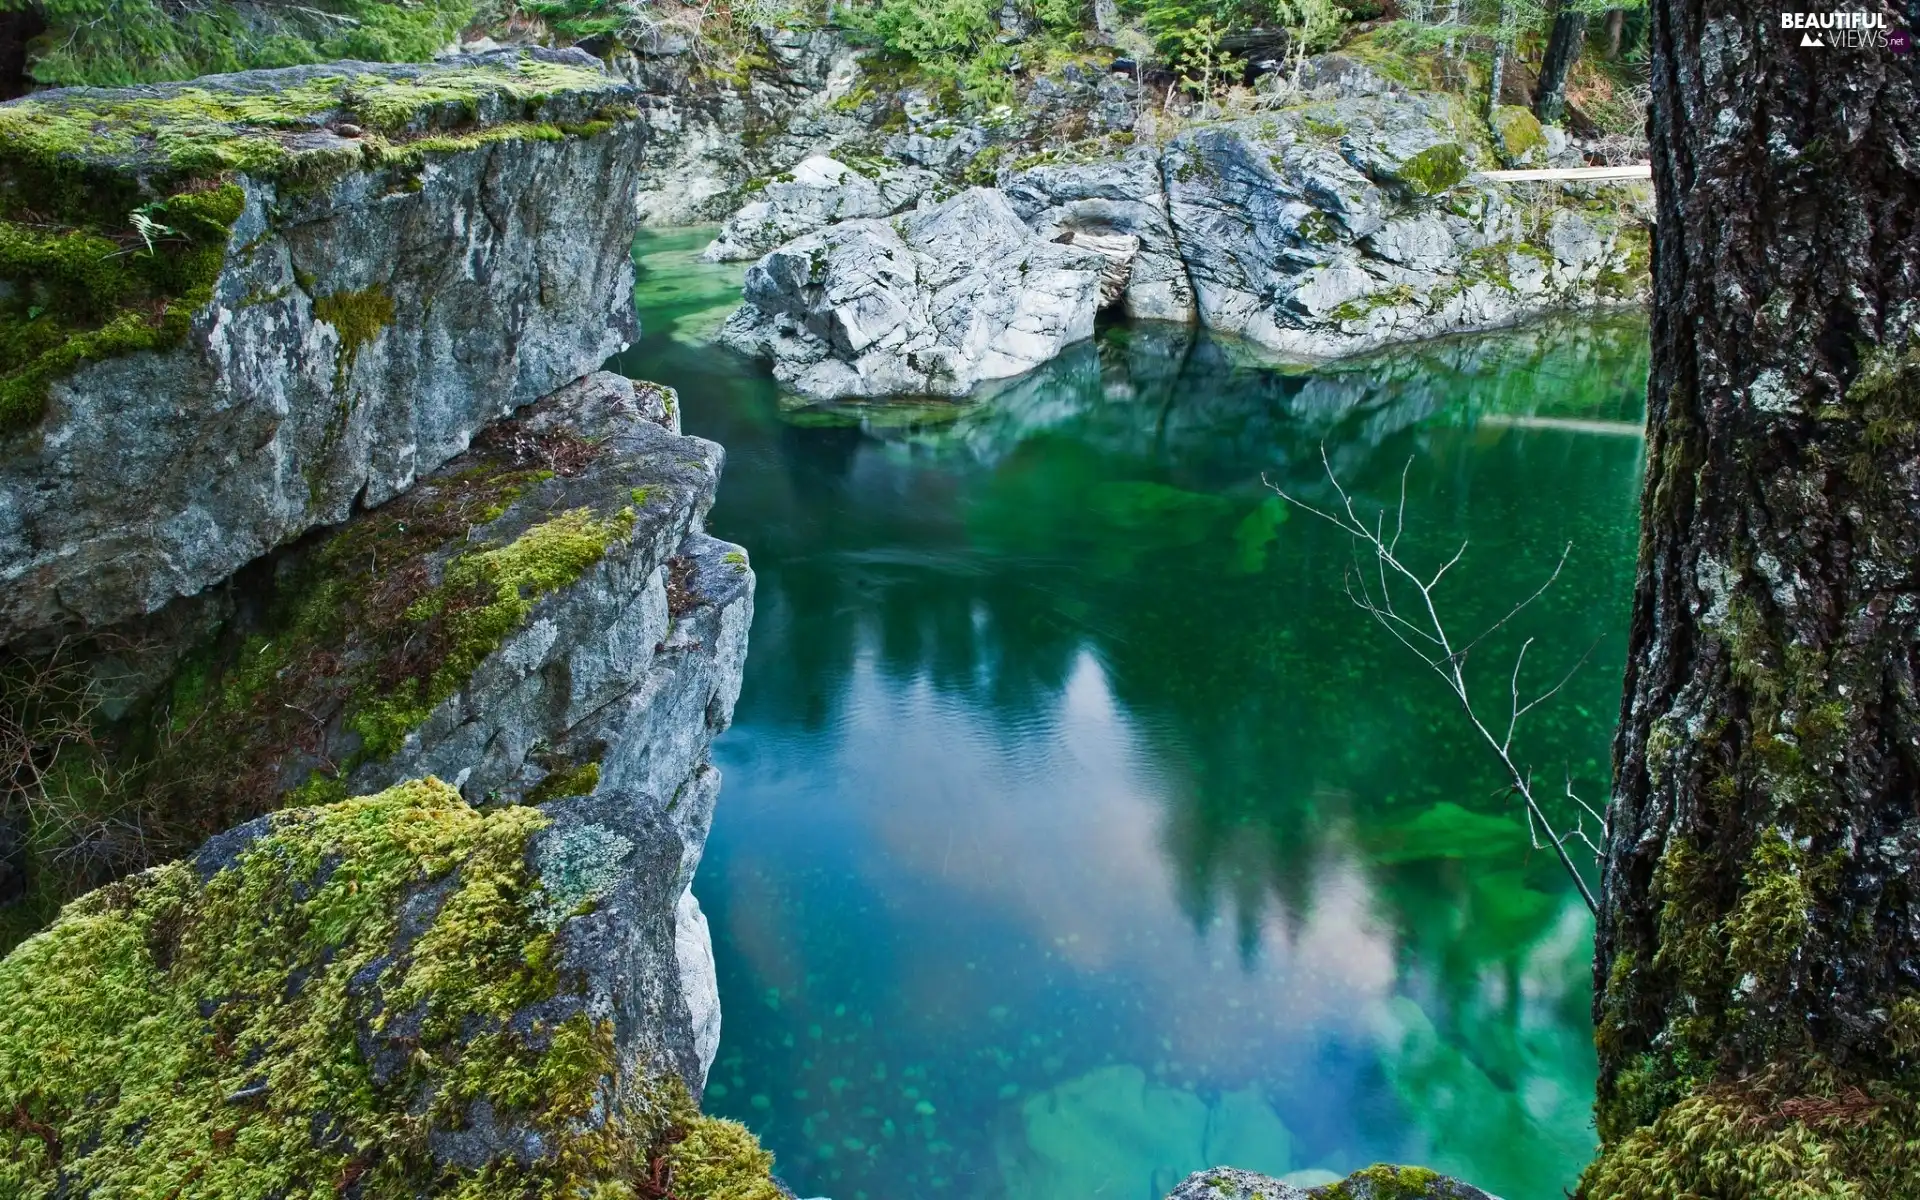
[0,776,784,1199]
[0,47,637,438]
[12,0,481,90]
[1166,1163,1496,1200]
[1489,105,1546,169]
[1393,142,1468,197]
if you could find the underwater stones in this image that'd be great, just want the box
[998,1063,1295,1199]
[0,49,648,642]
[703,155,937,262]
[718,187,1107,400]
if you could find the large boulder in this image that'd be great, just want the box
[1161,89,1649,361]
[0,774,782,1198]
[1166,1165,1499,1200]
[1002,153,1197,323]
[0,49,648,642]
[718,187,1109,399]
[703,155,937,262]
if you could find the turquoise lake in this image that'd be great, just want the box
[608,229,1650,1200]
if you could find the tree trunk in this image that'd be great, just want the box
[1602,7,1624,57]
[1585,0,1920,1192]
[1533,7,1587,124]
[1487,0,1514,112]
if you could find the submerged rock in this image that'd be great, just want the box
[702,154,938,262]
[718,187,1109,399]
[0,49,648,642]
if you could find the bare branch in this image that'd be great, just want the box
[1266,449,1604,917]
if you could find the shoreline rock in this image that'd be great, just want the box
[0,49,648,642]
[717,187,1110,399]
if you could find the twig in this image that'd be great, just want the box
[1264,451,1603,916]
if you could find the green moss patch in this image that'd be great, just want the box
[1489,105,1544,165]
[8,0,480,89]
[0,183,243,433]
[1394,142,1468,196]
[1581,1073,1920,1200]
[0,776,786,1198]
[0,54,630,437]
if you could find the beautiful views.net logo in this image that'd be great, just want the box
[1780,10,1910,50]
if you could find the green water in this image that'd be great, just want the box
[609,229,1650,1200]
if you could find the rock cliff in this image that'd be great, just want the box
[717,187,1110,399]
[0,48,648,642]
[712,59,1649,399]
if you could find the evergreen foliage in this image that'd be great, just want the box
[0,0,478,88]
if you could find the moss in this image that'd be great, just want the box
[15,0,479,89]
[667,1114,788,1200]
[526,761,602,805]
[1316,1164,1448,1199]
[1489,104,1545,162]
[1722,831,1813,979]
[1328,283,1420,324]
[0,779,627,1197]
[1580,1073,1920,1200]
[311,285,394,391]
[0,184,244,434]
[0,55,629,436]
[352,505,636,757]
[1395,142,1468,196]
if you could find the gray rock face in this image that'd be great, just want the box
[707,55,1649,399]
[620,28,873,225]
[1160,90,1648,362]
[718,187,1109,398]
[1165,1165,1499,1200]
[0,51,648,642]
[703,154,937,262]
[1003,154,1196,323]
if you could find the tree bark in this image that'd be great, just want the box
[1533,7,1588,124]
[1602,7,1625,57]
[1588,0,1920,1187]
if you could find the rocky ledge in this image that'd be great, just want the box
[0,369,766,1194]
[0,369,752,946]
[714,57,1649,400]
[0,48,648,641]
[718,187,1113,399]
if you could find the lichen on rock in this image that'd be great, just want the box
[0,372,753,956]
[0,776,783,1199]
[0,48,650,642]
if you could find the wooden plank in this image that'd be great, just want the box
[1476,164,1654,182]
[1478,414,1646,437]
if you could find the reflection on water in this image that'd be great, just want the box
[609,229,1649,1200]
